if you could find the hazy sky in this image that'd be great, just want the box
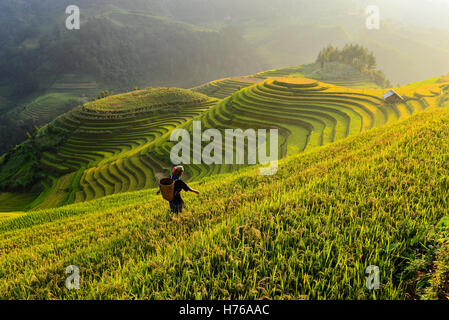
[368,0,449,28]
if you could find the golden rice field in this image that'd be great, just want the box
[0,66,448,299]
[165,76,447,182]
[254,63,379,89]
[0,74,448,212]
[0,106,448,299]
[192,76,262,99]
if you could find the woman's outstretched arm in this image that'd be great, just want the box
[189,188,200,195]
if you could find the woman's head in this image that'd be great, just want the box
[173,165,184,178]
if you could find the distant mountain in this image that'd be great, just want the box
[162,0,449,85]
[0,0,265,97]
[0,0,266,155]
[2,0,449,156]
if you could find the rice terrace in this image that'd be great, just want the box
[0,0,449,305]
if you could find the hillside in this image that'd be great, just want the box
[0,0,266,155]
[0,0,264,95]
[246,19,449,86]
[0,106,448,299]
[1,73,448,212]
[190,74,447,160]
[4,0,449,159]
[192,61,385,99]
[0,88,217,210]
[254,62,386,89]
[233,1,449,85]
[2,0,449,302]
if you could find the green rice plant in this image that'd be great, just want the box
[1,107,449,299]
[2,74,448,212]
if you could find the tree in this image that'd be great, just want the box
[315,44,391,88]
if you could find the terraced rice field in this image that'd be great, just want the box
[205,78,447,155]
[255,66,304,79]
[2,64,449,300]
[32,88,218,208]
[49,74,100,96]
[1,76,448,211]
[1,106,449,299]
[192,77,262,99]
[255,63,378,89]
[147,77,448,182]
[322,75,375,88]
[20,74,101,123]
[21,93,85,122]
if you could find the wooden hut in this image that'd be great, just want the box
[383,90,404,104]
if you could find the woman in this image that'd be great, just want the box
[159,166,199,213]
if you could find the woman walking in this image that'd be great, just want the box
[159,165,199,213]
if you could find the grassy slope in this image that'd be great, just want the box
[0,87,216,211]
[1,75,447,212]
[20,93,87,123]
[255,62,381,89]
[192,62,383,102]
[0,107,448,299]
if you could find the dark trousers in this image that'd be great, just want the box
[169,200,184,213]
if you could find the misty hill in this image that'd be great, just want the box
[0,0,264,96]
[3,0,449,105]
[163,0,449,85]
[0,0,266,155]
[2,0,449,158]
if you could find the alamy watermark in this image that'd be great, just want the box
[170,121,279,175]
[366,5,380,30]
[65,265,80,290]
[66,5,80,30]
[365,265,380,290]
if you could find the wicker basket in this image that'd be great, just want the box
[159,178,174,201]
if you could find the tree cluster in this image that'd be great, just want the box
[316,44,392,88]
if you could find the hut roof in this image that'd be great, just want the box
[383,90,403,100]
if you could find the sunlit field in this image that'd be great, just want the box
[1,107,449,299]
[1,0,449,303]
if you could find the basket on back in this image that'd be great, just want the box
[159,178,174,201]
